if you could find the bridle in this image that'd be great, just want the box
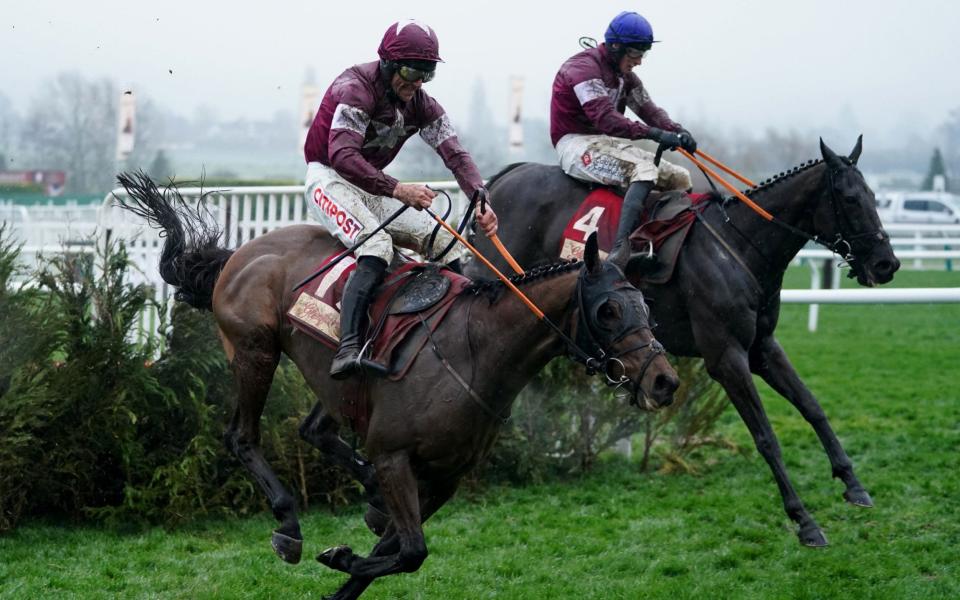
[571,266,666,400]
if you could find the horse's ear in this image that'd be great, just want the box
[625,254,657,281]
[849,134,863,165]
[584,232,601,274]
[607,238,631,270]
[819,138,842,168]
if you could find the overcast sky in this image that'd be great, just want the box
[5,0,959,145]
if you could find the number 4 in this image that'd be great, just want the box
[571,206,605,240]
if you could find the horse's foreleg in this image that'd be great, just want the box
[704,344,827,547]
[298,403,387,532]
[750,336,872,507]
[225,344,303,564]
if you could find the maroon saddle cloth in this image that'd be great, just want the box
[559,187,714,284]
[287,255,471,382]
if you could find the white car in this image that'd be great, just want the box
[875,191,960,224]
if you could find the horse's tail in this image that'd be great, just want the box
[485,162,527,190]
[115,171,234,311]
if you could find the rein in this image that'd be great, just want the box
[427,208,661,402]
[679,149,887,272]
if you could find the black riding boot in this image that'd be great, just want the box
[330,256,387,380]
[616,180,655,246]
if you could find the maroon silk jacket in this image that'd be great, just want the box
[550,44,681,146]
[304,61,483,199]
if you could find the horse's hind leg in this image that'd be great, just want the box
[321,478,459,600]
[298,404,389,534]
[750,335,872,507]
[224,327,303,563]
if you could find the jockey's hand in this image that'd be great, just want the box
[475,203,498,237]
[678,129,698,153]
[393,182,436,210]
[647,127,682,151]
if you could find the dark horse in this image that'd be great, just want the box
[116,174,678,599]
[466,137,900,546]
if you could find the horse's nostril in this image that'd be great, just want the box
[654,373,679,395]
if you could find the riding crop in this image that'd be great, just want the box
[290,204,410,292]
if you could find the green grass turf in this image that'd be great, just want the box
[2,267,958,599]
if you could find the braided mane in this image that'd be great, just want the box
[463,259,582,303]
[740,159,824,198]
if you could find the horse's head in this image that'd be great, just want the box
[815,137,900,286]
[578,234,679,410]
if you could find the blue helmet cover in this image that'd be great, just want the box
[604,11,655,46]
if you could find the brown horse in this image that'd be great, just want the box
[465,137,901,546]
[115,173,678,600]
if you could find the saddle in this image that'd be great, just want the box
[287,257,470,380]
[559,187,714,283]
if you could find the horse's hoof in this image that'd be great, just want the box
[317,545,355,572]
[364,503,389,537]
[271,530,303,564]
[798,524,829,548]
[844,487,874,508]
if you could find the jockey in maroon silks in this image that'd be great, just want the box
[551,11,697,249]
[304,20,498,380]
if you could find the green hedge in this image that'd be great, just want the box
[0,226,731,532]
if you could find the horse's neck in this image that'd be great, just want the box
[723,164,825,284]
[472,272,578,400]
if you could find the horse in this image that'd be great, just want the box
[465,137,900,547]
[115,173,679,600]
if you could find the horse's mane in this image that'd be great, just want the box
[741,159,824,198]
[485,162,527,190]
[463,258,582,304]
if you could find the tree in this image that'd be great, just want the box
[921,147,948,191]
[0,93,18,170]
[148,150,173,182]
[19,73,117,194]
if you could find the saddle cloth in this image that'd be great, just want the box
[559,188,714,283]
[287,254,471,381]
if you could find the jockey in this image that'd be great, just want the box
[550,11,696,248]
[304,20,498,380]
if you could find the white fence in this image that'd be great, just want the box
[4,185,958,339]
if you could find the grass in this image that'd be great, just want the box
[1,267,958,599]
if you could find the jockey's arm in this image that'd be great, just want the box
[418,105,498,236]
[328,122,399,198]
[574,78,651,140]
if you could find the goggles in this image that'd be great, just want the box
[397,64,436,83]
[623,44,652,59]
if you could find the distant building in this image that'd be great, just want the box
[0,170,67,196]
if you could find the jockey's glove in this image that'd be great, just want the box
[646,127,682,151]
[678,129,698,153]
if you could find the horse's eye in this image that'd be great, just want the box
[597,300,622,322]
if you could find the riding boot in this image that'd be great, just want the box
[616,180,656,247]
[330,256,387,380]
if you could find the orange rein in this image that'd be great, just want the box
[694,149,756,188]
[489,233,525,275]
[678,149,774,222]
[426,208,544,320]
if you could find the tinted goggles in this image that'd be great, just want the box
[623,44,652,59]
[397,64,436,83]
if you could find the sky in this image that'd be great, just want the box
[4,0,960,146]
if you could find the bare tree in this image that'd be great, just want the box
[19,73,117,194]
[0,93,18,170]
